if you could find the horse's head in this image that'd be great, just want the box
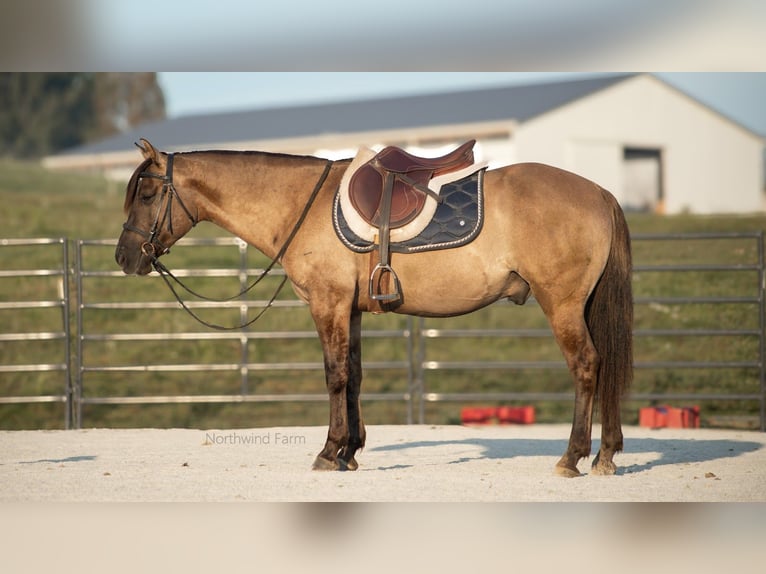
[115,139,198,275]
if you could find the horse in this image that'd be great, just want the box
[115,138,633,477]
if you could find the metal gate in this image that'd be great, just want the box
[73,237,415,428]
[0,238,72,427]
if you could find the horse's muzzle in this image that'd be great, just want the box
[115,244,153,276]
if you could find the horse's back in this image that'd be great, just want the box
[485,162,614,236]
[482,162,616,298]
[489,162,612,210]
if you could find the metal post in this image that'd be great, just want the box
[405,316,414,424]
[60,238,73,430]
[74,240,84,429]
[239,239,249,396]
[417,317,426,424]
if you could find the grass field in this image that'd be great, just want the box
[1,159,764,430]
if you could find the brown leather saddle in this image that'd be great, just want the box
[346,140,476,307]
[349,139,476,228]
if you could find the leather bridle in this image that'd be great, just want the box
[120,155,334,330]
[122,153,198,258]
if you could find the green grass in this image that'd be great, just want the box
[1,160,764,430]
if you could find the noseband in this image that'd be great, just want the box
[123,153,198,258]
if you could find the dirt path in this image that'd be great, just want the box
[1,424,764,501]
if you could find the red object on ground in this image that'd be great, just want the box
[639,405,700,428]
[460,406,535,425]
[496,405,536,424]
[460,407,497,424]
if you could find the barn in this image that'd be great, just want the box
[44,73,765,214]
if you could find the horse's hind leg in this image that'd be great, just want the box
[337,309,365,471]
[591,401,622,475]
[591,377,623,475]
[543,300,600,478]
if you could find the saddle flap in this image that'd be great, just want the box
[349,165,430,228]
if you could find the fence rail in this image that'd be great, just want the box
[1,233,764,430]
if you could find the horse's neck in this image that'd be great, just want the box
[194,153,328,259]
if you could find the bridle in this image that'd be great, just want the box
[121,154,334,330]
[122,153,198,259]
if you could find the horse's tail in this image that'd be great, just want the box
[586,189,633,430]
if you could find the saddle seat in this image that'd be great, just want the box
[349,140,475,228]
[374,139,476,174]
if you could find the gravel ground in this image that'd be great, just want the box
[2,424,764,501]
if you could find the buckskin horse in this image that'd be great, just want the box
[115,138,632,477]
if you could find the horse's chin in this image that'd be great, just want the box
[134,263,154,276]
[119,257,154,276]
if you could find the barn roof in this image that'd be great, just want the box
[55,74,637,156]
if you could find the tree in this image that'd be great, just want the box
[0,73,165,159]
[90,73,165,138]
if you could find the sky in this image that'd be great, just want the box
[2,2,763,136]
[3,2,765,73]
[157,73,766,137]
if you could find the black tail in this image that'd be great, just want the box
[586,189,633,429]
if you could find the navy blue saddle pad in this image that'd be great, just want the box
[333,168,486,254]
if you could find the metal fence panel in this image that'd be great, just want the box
[1,232,764,430]
[73,237,415,428]
[0,238,72,427]
[415,232,765,430]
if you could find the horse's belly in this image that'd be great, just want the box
[390,262,513,317]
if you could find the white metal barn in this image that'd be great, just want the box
[512,74,765,214]
[45,73,765,214]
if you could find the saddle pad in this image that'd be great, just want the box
[338,146,487,244]
[333,168,486,254]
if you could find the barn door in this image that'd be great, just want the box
[623,147,663,213]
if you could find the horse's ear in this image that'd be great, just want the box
[135,138,159,162]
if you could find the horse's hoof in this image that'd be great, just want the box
[554,464,582,478]
[338,457,358,471]
[312,456,340,471]
[591,460,617,476]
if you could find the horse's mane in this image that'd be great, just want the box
[122,150,351,213]
[123,158,152,213]
[184,149,345,163]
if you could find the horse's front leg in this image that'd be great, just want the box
[311,300,353,471]
[337,308,365,471]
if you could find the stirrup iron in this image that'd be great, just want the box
[369,263,402,302]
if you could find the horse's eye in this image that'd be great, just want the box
[140,192,157,204]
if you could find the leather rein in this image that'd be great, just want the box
[126,154,334,330]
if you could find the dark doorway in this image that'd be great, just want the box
[623,147,663,212]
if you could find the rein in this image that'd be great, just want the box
[131,155,334,331]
